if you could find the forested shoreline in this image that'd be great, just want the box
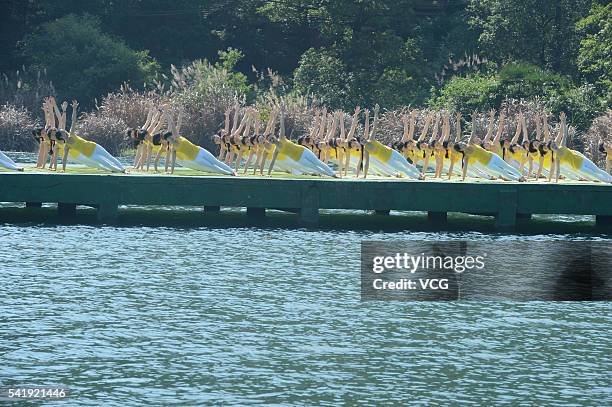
[1,0,610,158]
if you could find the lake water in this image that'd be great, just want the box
[0,215,610,405]
[1,152,611,405]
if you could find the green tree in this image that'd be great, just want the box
[21,14,159,104]
[576,1,611,103]
[467,0,591,76]
[429,74,500,113]
[264,0,429,109]
[293,48,352,109]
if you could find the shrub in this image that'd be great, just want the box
[0,103,40,151]
[0,66,55,115]
[74,85,165,155]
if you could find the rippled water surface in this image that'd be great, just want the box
[1,218,610,406]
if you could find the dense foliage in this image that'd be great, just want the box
[0,0,610,151]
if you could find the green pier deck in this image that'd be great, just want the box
[0,172,611,230]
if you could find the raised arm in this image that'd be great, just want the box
[493,111,505,143]
[146,109,163,134]
[325,112,338,142]
[428,113,440,143]
[408,110,417,141]
[48,98,59,129]
[165,111,179,173]
[339,111,346,140]
[232,109,250,137]
[231,102,240,134]
[69,100,79,133]
[468,112,479,144]
[223,108,231,134]
[42,98,53,128]
[510,113,523,144]
[52,103,62,130]
[543,113,551,142]
[520,113,529,143]
[317,108,328,141]
[264,106,278,136]
[279,107,286,141]
[363,109,370,141]
[482,109,496,143]
[142,107,154,130]
[176,108,183,135]
[556,112,567,146]
[534,114,542,141]
[454,112,462,142]
[151,110,166,135]
[347,106,360,140]
[369,104,380,141]
[440,112,451,143]
[309,110,320,139]
[401,114,410,141]
[417,113,432,142]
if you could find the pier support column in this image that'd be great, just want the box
[204,206,220,213]
[495,189,518,231]
[517,213,532,219]
[428,211,447,226]
[374,209,390,216]
[299,185,319,227]
[57,203,76,218]
[247,207,266,220]
[97,202,118,224]
[596,215,612,227]
[25,202,42,208]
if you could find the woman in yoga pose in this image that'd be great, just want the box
[524,113,545,178]
[422,111,453,179]
[534,113,556,179]
[549,113,611,183]
[339,107,362,177]
[35,97,62,169]
[392,110,418,165]
[413,112,439,175]
[319,111,351,177]
[164,109,236,175]
[297,110,319,152]
[213,108,233,162]
[128,107,154,168]
[137,109,167,171]
[503,112,530,175]
[251,106,280,175]
[453,112,526,182]
[362,105,420,179]
[446,112,466,179]
[418,112,441,178]
[267,107,335,177]
[453,142,526,182]
[52,101,126,172]
[481,109,504,158]
[48,100,71,171]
